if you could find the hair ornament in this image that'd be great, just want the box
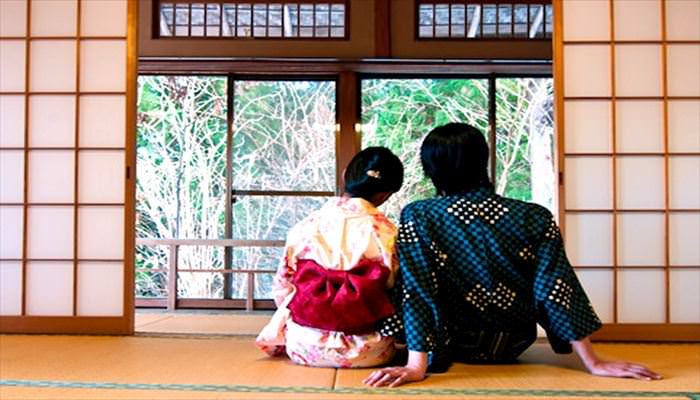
[366,170,381,179]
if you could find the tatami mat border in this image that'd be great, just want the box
[1,380,698,399]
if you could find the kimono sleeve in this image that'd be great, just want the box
[394,204,444,354]
[532,210,602,352]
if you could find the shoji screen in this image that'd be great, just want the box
[0,0,136,333]
[556,0,700,340]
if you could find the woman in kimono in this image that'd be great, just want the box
[364,123,662,386]
[256,147,404,368]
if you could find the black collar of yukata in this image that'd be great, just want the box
[439,185,495,199]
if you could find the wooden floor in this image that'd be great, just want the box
[1,333,698,400]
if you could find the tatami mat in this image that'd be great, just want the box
[1,335,698,400]
[135,312,272,336]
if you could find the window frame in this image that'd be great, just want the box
[152,0,350,40]
[414,0,553,41]
[134,63,554,311]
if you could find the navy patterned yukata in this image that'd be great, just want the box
[380,187,602,372]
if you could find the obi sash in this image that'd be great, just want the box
[288,259,395,335]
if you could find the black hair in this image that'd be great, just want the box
[420,122,492,195]
[344,147,404,201]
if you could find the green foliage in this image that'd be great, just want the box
[135,76,554,301]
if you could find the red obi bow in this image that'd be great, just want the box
[288,259,395,335]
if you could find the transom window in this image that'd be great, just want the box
[417,1,553,39]
[158,1,348,38]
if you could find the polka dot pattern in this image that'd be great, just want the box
[388,188,602,369]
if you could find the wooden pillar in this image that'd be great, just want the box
[336,71,361,195]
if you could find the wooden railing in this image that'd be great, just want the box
[135,238,282,311]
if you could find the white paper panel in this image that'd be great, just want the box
[564,101,612,153]
[564,45,611,97]
[615,101,663,153]
[562,0,609,41]
[666,0,700,41]
[79,95,126,147]
[0,40,26,92]
[0,150,24,203]
[0,0,27,37]
[614,0,661,41]
[618,269,665,323]
[668,100,700,153]
[616,157,665,209]
[575,269,613,323]
[77,262,123,316]
[667,45,700,97]
[565,213,613,266]
[81,0,127,37]
[0,95,25,147]
[615,45,662,97]
[669,213,700,266]
[27,206,73,259]
[30,40,76,92]
[617,213,665,266]
[78,150,124,203]
[0,206,23,259]
[26,261,73,316]
[565,157,612,209]
[669,156,700,209]
[0,261,22,316]
[78,206,123,259]
[670,269,700,323]
[80,40,126,92]
[28,95,75,147]
[28,150,74,203]
[30,0,76,36]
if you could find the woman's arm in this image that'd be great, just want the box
[363,350,428,387]
[572,337,662,380]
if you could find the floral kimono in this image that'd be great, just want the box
[256,197,399,368]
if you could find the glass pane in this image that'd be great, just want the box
[231,247,283,299]
[232,196,329,240]
[498,5,512,36]
[178,271,223,299]
[232,246,284,270]
[191,4,204,26]
[135,245,168,298]
[178,245,224,270]
[361,79,490,222]
[207,4,221,26]
[223,5,236,36]
[136,76,227,239]
[232,80,336,191]
[495,78,555,213]
[315,4,329,26]
[160,4,174,36]
[435,4,449,25]
[483,5,497,37]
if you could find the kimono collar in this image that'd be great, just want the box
[442,186,495,200]
[332,196,381,215]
